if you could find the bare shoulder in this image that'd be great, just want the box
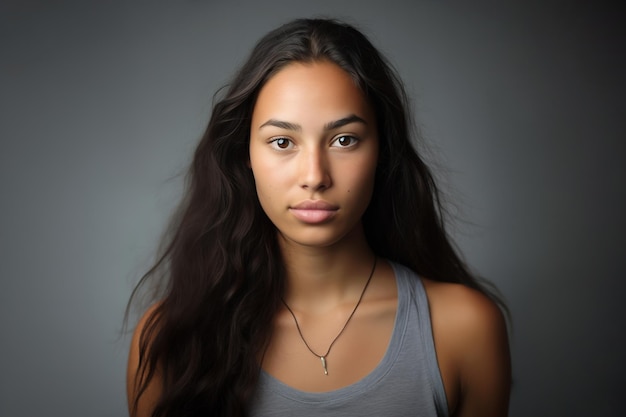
[127,303,163,417]
[421,278,511,417]
[421,278,506,336]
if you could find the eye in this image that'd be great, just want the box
[269,137,293,150]
[331,135,359,148]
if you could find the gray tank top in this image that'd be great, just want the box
[249,261,449,416]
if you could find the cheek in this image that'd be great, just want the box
[251,161,284,207]
[359,171,377,203]
[348,155,378,189]
[341,163,377,210]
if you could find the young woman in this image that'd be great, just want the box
[126,18,511,417]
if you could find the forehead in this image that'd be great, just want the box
[251,61,375,127]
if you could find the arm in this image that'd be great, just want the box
[424,280,511,417]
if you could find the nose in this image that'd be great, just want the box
[299,148,332,191]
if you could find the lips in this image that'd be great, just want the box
[289,200,339,223]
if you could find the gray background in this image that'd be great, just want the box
[1,1,624,416]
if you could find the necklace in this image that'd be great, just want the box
[281,257,377,376]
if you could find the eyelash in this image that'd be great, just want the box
[268,137,293,150]
[331,135,359,148]
[268,135,359,150]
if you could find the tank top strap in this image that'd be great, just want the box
[390,261,450,417]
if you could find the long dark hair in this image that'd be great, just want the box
[127,18,506,417]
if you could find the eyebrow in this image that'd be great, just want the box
[259,114,367,132]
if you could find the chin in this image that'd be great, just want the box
[277,223,364,250]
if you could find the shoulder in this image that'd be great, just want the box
[128,302,162,363]
[421,278,511,416]
[127,303,163,417]
[421,278,508,376]
[421,278,506,337]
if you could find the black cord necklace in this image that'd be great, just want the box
[281,257,377,376]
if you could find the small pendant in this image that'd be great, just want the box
[320,356,328,375]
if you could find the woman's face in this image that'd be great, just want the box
[249,60,379,249]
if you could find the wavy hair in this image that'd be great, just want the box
[127,18,507,417]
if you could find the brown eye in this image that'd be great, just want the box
[270,137,293,150]
[332,135,358,148]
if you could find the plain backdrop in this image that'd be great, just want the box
[1,1,624,416]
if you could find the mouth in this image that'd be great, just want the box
[289,200,339,224]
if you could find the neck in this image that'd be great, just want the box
[278,226,376,314]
